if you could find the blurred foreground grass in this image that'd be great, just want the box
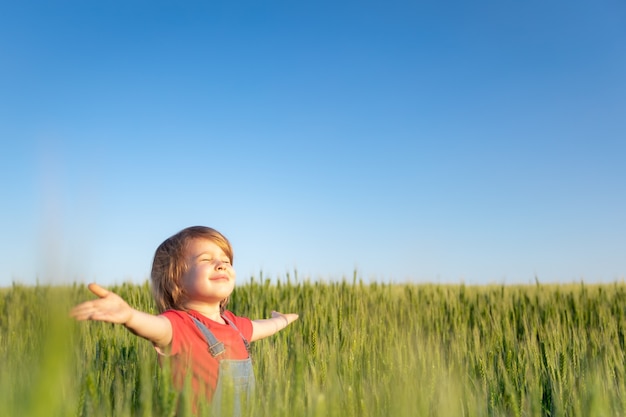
[1,278,625,416]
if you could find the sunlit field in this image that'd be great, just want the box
[1,277,625,416]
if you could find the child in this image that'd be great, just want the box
[71,226,298,415]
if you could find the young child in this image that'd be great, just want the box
[71,226,298,415]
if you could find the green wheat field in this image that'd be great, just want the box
[2,277,625,416]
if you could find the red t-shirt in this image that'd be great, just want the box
[158,309,253,400]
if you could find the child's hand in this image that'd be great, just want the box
[271,311,299,327]
[70,283,135,325]
[251,311,299,341]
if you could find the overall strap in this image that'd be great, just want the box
[189,314,252,357]
[222,315,252,355]
[189,316,225,357]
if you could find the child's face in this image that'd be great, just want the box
[180,238,236,305]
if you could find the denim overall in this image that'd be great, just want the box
[189,315,255,417]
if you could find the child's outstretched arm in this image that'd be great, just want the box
[71,283,173,348]
[250,311,299,342]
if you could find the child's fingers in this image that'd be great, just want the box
[283,313,299,324]
[70,299,117,321]
[70,302,94,320]
[272,311,299,325]
[69,284,109,320]
[88,283,110,298]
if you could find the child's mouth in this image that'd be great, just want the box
[210,275,229,281]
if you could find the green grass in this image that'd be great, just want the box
[1,277,625,416]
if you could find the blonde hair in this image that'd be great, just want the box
[151,226,234,313]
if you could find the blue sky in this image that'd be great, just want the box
[1,0,625,287]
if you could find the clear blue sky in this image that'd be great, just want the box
[1,0,624,287]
